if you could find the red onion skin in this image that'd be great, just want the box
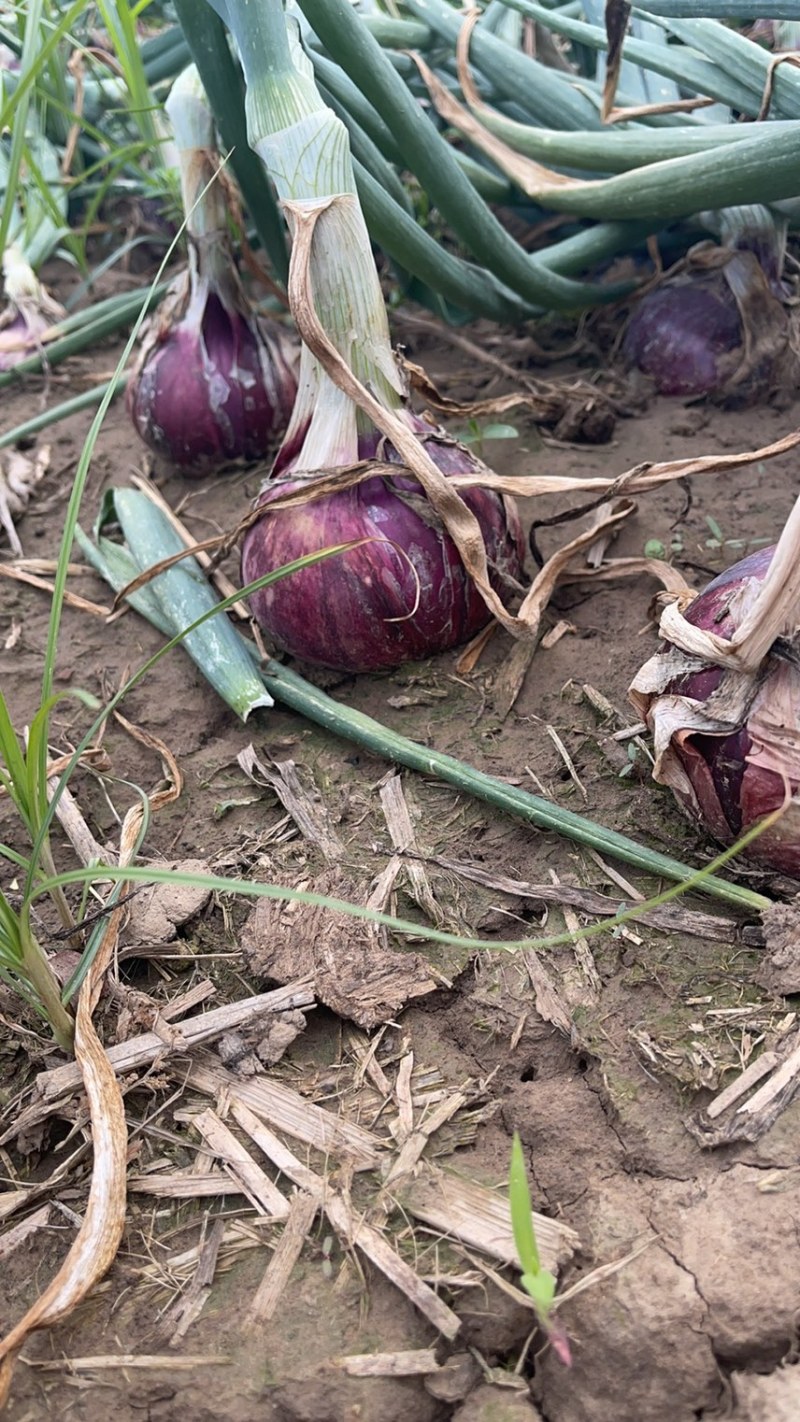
[241,435,525,673]
[623,281,742,397]
[127,288,297,472]
[664,545,800,876]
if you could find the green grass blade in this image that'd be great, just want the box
[0,692,32,830]
[0,0,44,263]
[509,1132,541,1277]
[0,379,126,449]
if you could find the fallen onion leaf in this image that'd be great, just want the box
[127,65,297,472]
[630,498,800,876]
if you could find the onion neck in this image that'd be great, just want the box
[223,3,405,471]
[658,493,800,674]
[702,204,788,295]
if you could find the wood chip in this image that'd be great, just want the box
[247,1191,319,1327]
[334,1349,441,1377]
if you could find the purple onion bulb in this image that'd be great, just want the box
[127,274,297,473]
[241,433,525,673]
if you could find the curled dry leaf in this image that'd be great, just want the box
[0,726,182,1407]
[0,446,49,556]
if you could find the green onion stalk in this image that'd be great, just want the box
[125,63,298,473]
[189,1,528,674]
[0,129,68,371]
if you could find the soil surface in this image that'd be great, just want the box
[2,287,800,1422]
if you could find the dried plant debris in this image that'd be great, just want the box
[238,744,345,861]
[0,446,49,555]
[241,870,441,1029]
[687,1019,800,1147]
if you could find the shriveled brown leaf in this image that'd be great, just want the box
[493,498,635,717]
[603,0,633,120]
[0,729,182,1405]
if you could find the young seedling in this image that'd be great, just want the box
[509,1132,572,1366]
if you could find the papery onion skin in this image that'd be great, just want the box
[241,434,525,673]
[0,306,53,372]
[127,278,297,472]
[639,546,800,877]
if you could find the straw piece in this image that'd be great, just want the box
[247,1191,319,1327]
[334,1349,441,1377]
[428,853,741,943]
[380,775,443,925]
[193,1110,289,1218]
[164,1216,225,1345]
[0,1192,32,1224]
[185,1052,383,1169]
[0,1206,52,1261]
[705,1052,781,1120]
[36,983,315,1100]
[493,500,635,716]
[238,746,345,861]
[383,1091,469,1190]
[231,1100,461,1340]
[402,1167,578,1273]
[46,769,112,869]
[524,951,574,1038]
[128,1172,238,1199]
[29,1354,230,1372]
